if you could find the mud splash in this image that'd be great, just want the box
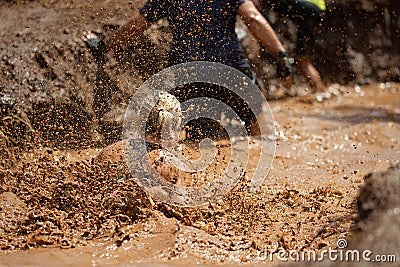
[0,83,399,266]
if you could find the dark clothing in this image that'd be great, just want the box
[169,64,260,139]
[139,0,251,69]
[139,0,262,137]
[262,0,326,56]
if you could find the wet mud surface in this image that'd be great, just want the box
[1,0,400,266]
[1,83,399,266]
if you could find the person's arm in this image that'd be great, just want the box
[82,12,151,61]
[104,12,152,51]
[238,1,284,57]
[238,1,293,89]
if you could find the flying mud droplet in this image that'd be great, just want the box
[122,61,276,206]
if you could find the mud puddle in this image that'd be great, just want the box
[0,83,399,266]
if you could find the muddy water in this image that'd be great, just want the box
[0,83,399,266]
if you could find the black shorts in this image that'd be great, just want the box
[169,64,262,136]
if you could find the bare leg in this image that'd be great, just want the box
[296,55,324,92]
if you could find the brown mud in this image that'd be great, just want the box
[0,0,400,266]
[1,83,399,266]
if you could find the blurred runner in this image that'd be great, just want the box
[255,0,326,92]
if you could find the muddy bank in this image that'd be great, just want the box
[352,163,400,257]
[291,163,400,267]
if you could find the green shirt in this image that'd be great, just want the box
[306,0,326,11]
